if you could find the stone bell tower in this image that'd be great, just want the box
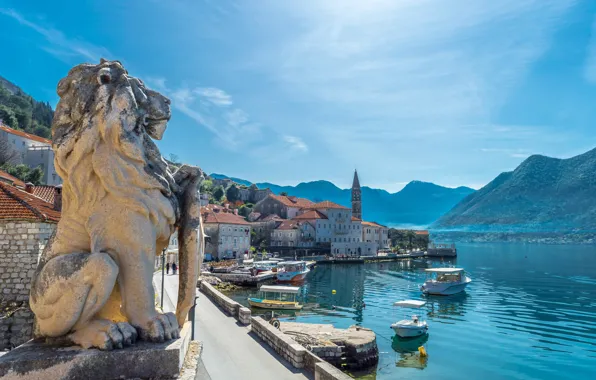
[351,170,362,220]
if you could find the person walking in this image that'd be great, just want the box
[172,262,177,275]
[166,262,170,275]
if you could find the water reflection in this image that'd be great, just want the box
[391,335,429,370]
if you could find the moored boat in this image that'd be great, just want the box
[390,300,428,338]
[277,261,310,282]
[252,260,278,274]
[420,268,471,295]
[247,285,303,310]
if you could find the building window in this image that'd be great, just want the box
[22,141,25,146]
[334,238,336,242]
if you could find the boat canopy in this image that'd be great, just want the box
[259,285,301,294]
[393,300,426,308]
[425,268,464,273]
[254,261,277,265]
[278,261,306,266]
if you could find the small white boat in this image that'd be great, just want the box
[390,300,428,338]
[277,261,310,283]
[421,268,471,296]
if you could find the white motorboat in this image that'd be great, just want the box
[421,268,471,296]
[277,261,310,283]
[390,300,428,338]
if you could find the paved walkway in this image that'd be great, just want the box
[153,272,311,380]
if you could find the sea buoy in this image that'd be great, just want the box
[418,346,427,357]
[332,290,336,294]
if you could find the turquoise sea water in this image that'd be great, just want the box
[228,244,596,379]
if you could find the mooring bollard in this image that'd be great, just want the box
[189,295,199,340]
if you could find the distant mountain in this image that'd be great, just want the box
[433,148,596,232]
[209,174,474,227]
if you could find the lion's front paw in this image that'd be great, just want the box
[69,320,138,350]
[136,312,180,342]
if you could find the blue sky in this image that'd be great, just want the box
[1,0,596,192]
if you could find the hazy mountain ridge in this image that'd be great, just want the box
[210,173,474,226]
[433,147,596,232]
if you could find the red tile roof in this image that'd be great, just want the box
[33,185,56,204]
[293,210,328,220]
[0,183,60,223]
[0,125,52,145]
[0,169,25,188]
[201,205,249,225]
[415,230,429,235]
[362,221,387,228]
[269,194,315,209]
[275,220,300,230]
[351,216,361,221]
[309,201,349,210]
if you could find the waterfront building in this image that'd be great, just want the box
[202,204,251,260]
[253,194,314,219]
[0,125,62,186]
[362,221,390,251]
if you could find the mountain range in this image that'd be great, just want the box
[434,147,596,232]
[209,173,474,227]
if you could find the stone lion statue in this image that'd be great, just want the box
[29,59,204,350]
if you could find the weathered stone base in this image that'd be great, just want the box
[0,322,194,380]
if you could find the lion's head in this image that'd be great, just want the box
[52,59,178,227]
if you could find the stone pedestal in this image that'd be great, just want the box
[0,322,194,380]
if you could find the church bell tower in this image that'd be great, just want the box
[351,170,362,220]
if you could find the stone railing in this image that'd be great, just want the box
[250,317,352,380]
[198,281,251,325]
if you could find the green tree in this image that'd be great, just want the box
[0,104,18,129]
[226,184,240,203]
[213,185,225,202]
[200,179,213,193]
[280,191,288,196]
[25,166,43,185]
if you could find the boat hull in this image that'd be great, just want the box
[391,322,428,338]
[247,298,303,310]
[421,277,471,296]
[277,269,309,283]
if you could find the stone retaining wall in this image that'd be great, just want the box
[0,221,55,350]
[315,362,352,380]
[250,316,306,368]
[198,281,251,325]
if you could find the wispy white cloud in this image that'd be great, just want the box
[147,77,303,153]
[0,8,111,63]
[195,87,233,106]
[479,148,531,159]
[283,135,309,152]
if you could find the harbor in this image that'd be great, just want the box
[220,243,596,379]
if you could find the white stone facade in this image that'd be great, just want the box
[206,223,251,260]
[0,127,61,186]
[362,223,390,250]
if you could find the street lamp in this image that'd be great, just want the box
[160,248,166,310]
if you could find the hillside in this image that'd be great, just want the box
[433,148,596,232]
[0,75,53,139]
[210,174,474,226]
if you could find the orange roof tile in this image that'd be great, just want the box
[351,216,361,221]
[0,183,60,223]
[275,220,300,230]
[415,230,429,235]
[33,185,56,204]
[292,210,328,220]
[201,205,249,225]
[0,169,25,188]
[269,194,314,209]
[362,221,387,228]
[0,125,52,145]
[309,200,349,210]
